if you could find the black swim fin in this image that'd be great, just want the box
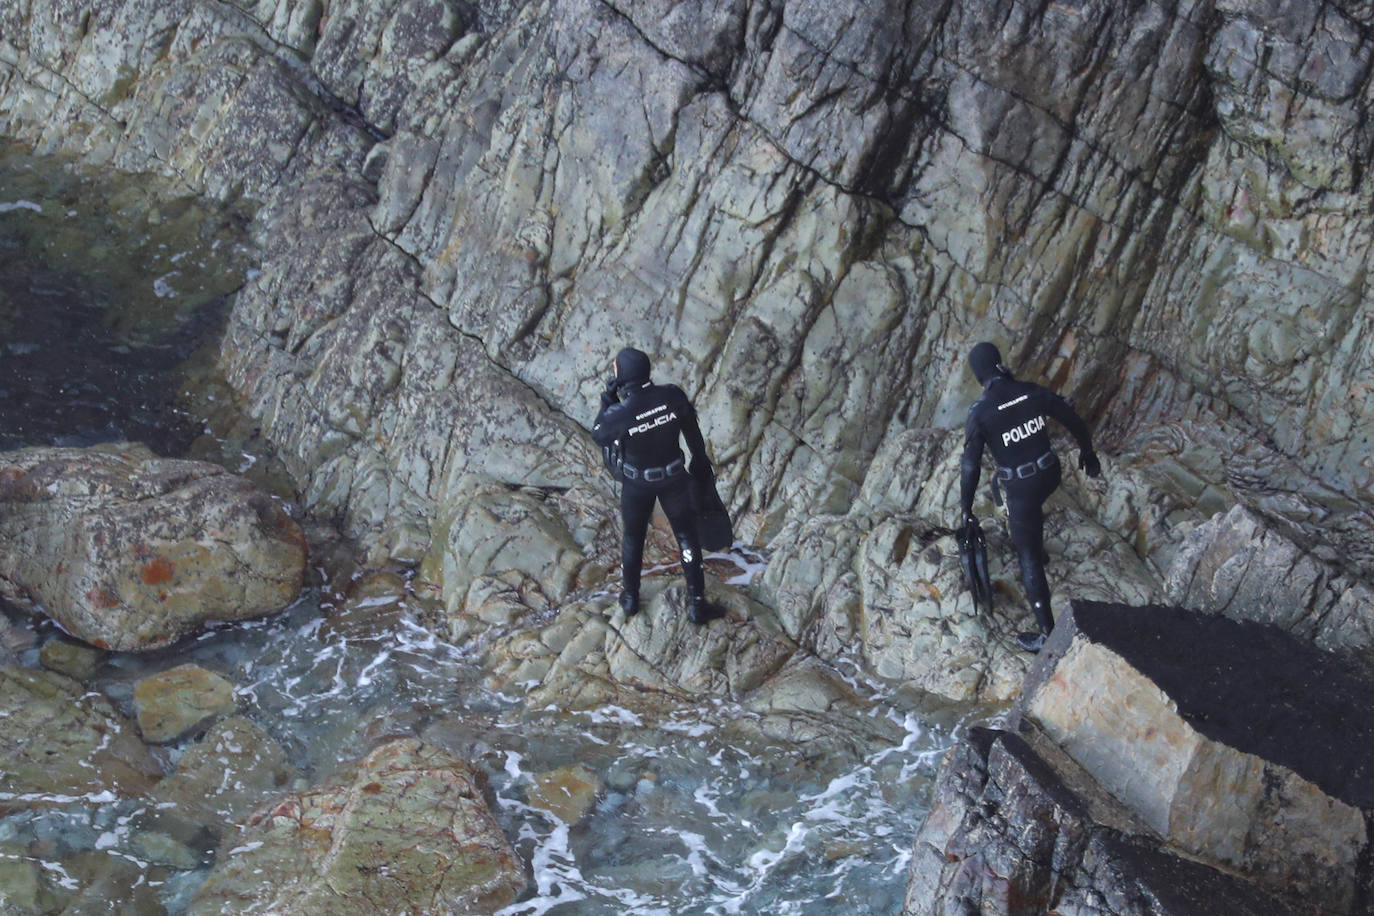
[956,519,994,614]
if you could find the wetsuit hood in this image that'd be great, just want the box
[614,347,652,385]
[968,342,1008,386]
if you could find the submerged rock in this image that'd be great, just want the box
[0,666,162,812]
[144,715,294,848]
[527,764,599,825]
[191,738,525,915]
[0,444,307,651]
[133,663,240,744]
[37,636,103,680]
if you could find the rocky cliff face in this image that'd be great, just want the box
[2,1,1371,676]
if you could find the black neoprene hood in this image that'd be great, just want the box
[968,341,1004,385]
[614,347,651,384]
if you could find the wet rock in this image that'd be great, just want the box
[191,738,525,915]
[128,830,201,871]
[0,444,307,652]
[527,764,599,825]
[0,666,162,812]
[38,637,103,681]
[1010,601,1374,913]
[47,848,167,916]
[144,715,294,846]
[133,664,240,744]
[321,570,409,643]
[0,842,43,914]
[485,582,798,710]
[605,587,797,697]
[904,727,1309,916]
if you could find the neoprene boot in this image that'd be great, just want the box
[689,594,725,625]
[619,590,640,618]
[1017,600,1054,653]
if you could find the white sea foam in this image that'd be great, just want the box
[153,271,180,298]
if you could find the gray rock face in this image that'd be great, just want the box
[1165,503,1374,650]
[0,445,306,651]
[5,0,1370,602]
[1,0,1370,715]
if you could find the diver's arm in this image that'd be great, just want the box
[676,389,712,477]
[1045,389,1100,477]
[959,412,985,520]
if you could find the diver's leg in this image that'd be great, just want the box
[619,483,654,616]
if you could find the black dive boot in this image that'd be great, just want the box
[1017,600,1054,653]
[689,595,725,625]
[619,591,640,618]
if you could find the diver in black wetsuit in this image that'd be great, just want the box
[592,347,720,624]
[959,342,1101,653]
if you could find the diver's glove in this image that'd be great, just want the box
[1079,449,1102,479]
[600,377,619,408]
[690,459,714,483]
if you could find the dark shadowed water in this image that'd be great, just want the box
[0,141,253,454]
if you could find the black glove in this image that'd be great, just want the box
[1079,449,1101,479]
[600,376,619,408]
[691,460,714,482]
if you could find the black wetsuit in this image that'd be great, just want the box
[592,380,711,606]
[959,374,1094,632]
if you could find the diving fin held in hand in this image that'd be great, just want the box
[956,518,994,614]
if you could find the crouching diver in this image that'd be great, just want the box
[959,342,1102,653]
[592,347,721,624]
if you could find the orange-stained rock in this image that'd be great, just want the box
[0,444,306,651]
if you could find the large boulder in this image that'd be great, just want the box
[190,738,525,915]
[0,444,307,651]
[1005,600,1373,913]
[904,727,1310,916]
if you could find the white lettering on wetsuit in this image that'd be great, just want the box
[997,394,1028,411]
[635,404,667,421]
[1002,415,1045,447]
[629,411,677,436]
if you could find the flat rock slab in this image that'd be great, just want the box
[1014,601,1374,912]
[0,444,307,651]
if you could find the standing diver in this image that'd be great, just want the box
[959,342,1101,653]
[592,347,721,624]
